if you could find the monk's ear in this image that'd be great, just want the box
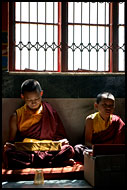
[21,94,24,99]
[40,90,43,97]
[94,102,98,110]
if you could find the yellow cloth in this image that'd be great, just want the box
[15,138,62,151]
[16,104,43,132]
[90,112,112,133]
[23,138,53,143]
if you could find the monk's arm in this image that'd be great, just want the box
[85,117,93,148]
[58,138,69,145]
[9,112,18,142]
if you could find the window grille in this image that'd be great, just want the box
[15,2,61,71]
[10,2,125,72]
[68,2,110,71]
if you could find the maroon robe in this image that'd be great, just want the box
[74,114,125,163]
[15,101,67,141]
[3,102,74,169]
[92,114,125,144]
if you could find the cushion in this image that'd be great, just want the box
[2,164,84,182]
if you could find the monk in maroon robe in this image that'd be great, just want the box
[3,79,75,169]
[74,92,126,163]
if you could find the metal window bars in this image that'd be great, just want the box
[67,2,125,72]
[68,2,110,71]
[15,2,61,71]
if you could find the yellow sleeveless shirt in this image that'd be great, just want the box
[90,112,112,133]
[16,104,43,132]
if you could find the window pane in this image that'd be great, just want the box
[119,49,125,71]
[54,2,58,23]
[105,3,109,24]
[15,24,20,44]
[22,24,29,45]
[98,27,108,46]
[98,49,109,71]
[119,26,124,47]
[90,50,97,70]
[46,49,54,70]
[38,49,45,70]
[82,26,89,45]
[22,49,29,70]
[75,49,81,70]
[119,2,124,24]
[38,25,45,44]
[15,2,20,21]
[30,2,37,22]
[15,47,20,70]
[30,24,37,45]
[68,25,73,46]
[90,26,97,46]
[74,26,81,45]
[52,50,58,71]
[46,2,58,23]
[68,49,82,70]
[29,48,37,70]
[47,2,53,23]
[82,49,89,70]
[38,2,45,23]
[98,49,105,71]
[90,2,97,24]
[98,3,105,24]
[68,2,73,23]
[46,25,55,44]
[75,2,81,23]
[68,49,73,70]
[22,2,29,22]
[119,26,125,71]
[82,3,89,24]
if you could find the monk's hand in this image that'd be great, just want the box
[58,138,69,146]
[4,142,15,151]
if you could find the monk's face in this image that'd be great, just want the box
[21,90,43,110]
[95,98,115,120]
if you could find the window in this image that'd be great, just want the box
[15,2,60,71]
[68,2,110,71]
[9,2,125,72]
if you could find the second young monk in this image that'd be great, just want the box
[74,92,125,163]
[3,79,75,169]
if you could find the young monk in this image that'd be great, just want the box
[74,92,125,163]
[3,79,75,169]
